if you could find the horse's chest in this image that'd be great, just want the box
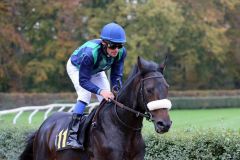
[92,145,143,160]
[90,129,145,160]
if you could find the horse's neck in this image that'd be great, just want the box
[111,82,144,130]
[117,80,138,107]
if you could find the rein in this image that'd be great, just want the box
[111,99,151,119]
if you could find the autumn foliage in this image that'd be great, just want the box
[0,0,240,92]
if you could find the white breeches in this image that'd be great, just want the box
[66,59,110,104]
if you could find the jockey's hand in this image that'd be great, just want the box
[100,90,114,101]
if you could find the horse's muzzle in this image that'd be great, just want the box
[155,120,172,133]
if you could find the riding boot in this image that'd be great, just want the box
[66,113,84,149]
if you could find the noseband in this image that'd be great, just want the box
[140,75,165,118]
[111,73,165,131]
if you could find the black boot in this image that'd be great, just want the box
[67,113,84,149]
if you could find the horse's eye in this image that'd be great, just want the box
[146,88,153,94]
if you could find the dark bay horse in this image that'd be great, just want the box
[19,57,172,160]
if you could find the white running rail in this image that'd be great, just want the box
[0,102,99,124]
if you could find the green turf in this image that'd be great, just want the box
[1,108,240,134]
[170,108,240,130]
[142,108,240,136]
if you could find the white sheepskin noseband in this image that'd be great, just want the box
[147,99,172,111]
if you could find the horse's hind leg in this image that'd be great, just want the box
[34,149,52,160]
[34,141,54,160]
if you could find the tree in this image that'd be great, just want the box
[224,0,240,88]
[1,0,240,91]
[0,0,32,91]
[169,0,231,89]
[18,0,86,91]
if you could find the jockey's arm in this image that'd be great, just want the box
[79,54,102,95]
[110,49,127,89]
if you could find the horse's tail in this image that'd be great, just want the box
[19,131,36,160]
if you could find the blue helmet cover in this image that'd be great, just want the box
[100,22,126,43]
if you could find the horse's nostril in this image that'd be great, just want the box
[157,121,164,127]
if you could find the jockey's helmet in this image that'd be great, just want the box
[100,22,126,43]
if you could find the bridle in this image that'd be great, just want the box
[140,75,166,116]
[111,72,166,131]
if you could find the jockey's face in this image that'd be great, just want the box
[106,46,119,57]
[102,41,123,57]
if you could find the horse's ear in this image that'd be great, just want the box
[137,56,142,69]
[137,56,147,74]
[158,55,168,74]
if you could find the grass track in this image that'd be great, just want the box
[170,108,240,130]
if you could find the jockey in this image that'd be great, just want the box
[66,22,127,149]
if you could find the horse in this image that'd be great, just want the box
[19,56,172,160]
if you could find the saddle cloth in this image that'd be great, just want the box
[55,109,96,151]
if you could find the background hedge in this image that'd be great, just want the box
[1,91,240,110]
[145,131,240,160]
[170,96,240,109]
[0,128,239,160]
[0,128,33,160]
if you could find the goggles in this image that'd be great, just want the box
[106,41,124,49]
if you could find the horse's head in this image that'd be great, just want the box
[136,57,172,134]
